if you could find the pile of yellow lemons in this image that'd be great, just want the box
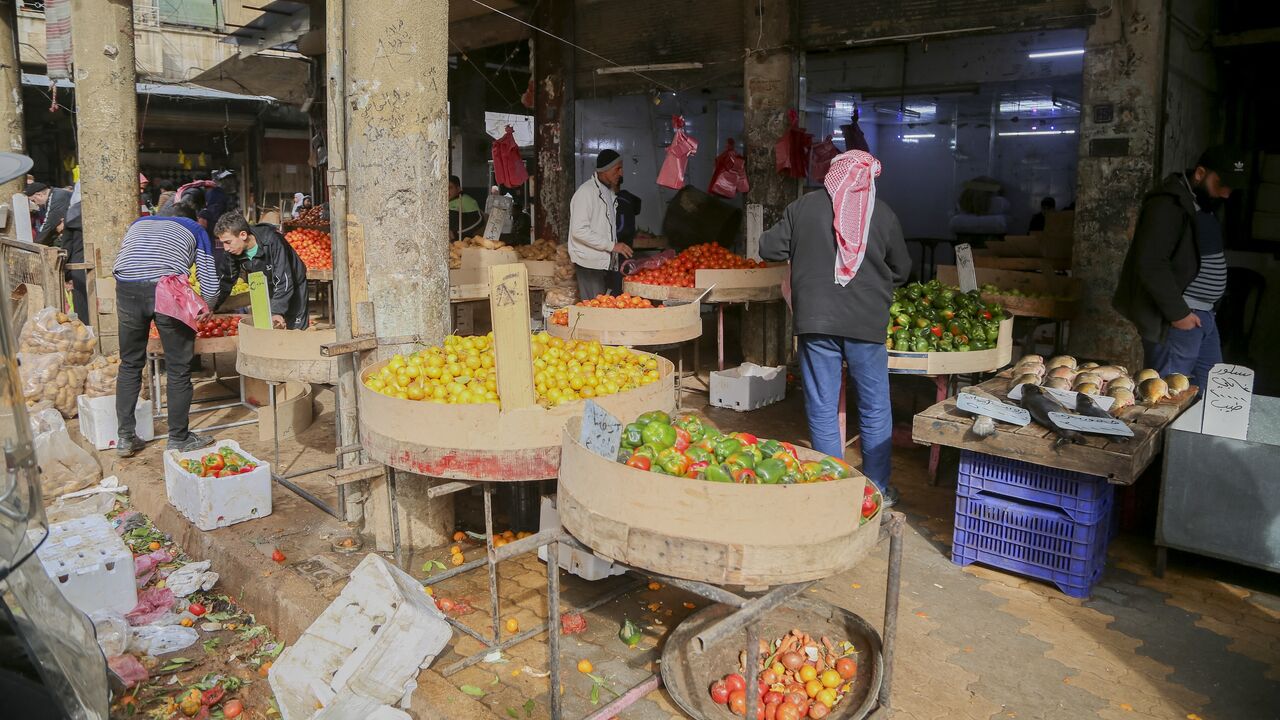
[363,332,661,408]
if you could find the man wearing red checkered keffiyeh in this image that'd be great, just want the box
[761,150,912,508]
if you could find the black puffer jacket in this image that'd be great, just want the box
[213,224,308,319]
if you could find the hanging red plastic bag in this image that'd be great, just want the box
[809,135,840,183]
[491,125,529,188]
[708,139,750,198]
[774,110,812,179]
[658,116,698,190]
[154,275,208,331]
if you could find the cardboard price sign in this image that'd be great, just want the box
[1048,412,1134,437]
[954,243,977,292]
[1008,383,1116,412]
[957,391,1030,426]
[580,400,622,460]
[248,272,271,329]
[1201,363,1254,440]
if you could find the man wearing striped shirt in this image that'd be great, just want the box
[1114,146,1247,390]
[112,201,221,456]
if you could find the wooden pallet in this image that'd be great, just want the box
[911,373,1198,485]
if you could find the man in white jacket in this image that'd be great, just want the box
[569,149,633,299]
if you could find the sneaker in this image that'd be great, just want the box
[116,436,147,458]
[167,431,214,452]
[878,484,901,510]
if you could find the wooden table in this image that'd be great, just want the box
[911,373,1199,485]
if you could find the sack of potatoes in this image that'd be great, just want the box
[19,307,97,366]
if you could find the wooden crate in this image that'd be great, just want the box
[624,264,787,303]
[521,260,557,288]
[911,371,1198,485]
[449,267,490,301]
[147,314,239,355]
[237,321,339,385]
[460,246,519,268]
[358,355,676,482]
[887,317,1013,375]
[546,301,702,346]
[557,417,882,587]
[936,265,1081,320]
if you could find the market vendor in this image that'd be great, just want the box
[113,200,220,456]
[761,150,911,507]
[1114,145,1245,390]
[448,175,484,239]
[211,212,310,330]
[568,149,633,299]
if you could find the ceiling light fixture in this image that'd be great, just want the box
[1028,48,1085,59]
[998,129,1077,137]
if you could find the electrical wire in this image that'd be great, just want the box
[463,0,680,94]
[0,522,49,585]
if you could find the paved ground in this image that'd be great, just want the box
[99,366,1280,720]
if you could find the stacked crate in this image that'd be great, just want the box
[951,451,1113,598]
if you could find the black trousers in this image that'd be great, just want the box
[61,230,89,327]
[116,280,197,441]
[574,265,609,301]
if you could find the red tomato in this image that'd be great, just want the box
[728,690,747,716]
[862,495,878,518]
[709,680,730,704]
[763,690,783,705]
[222,699,244,718]
[271,548,286,563]
[776,704,801,720]
[187,602,206,616]
[724,674,747,694]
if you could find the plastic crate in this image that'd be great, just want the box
[77,394,154,450]
[958,451,1113,524]
[164,439,271,531]
[952,491,1110,599]
[28,514,137,615]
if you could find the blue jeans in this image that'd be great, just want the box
[1142,309,1221,390]
[797,334,893,490]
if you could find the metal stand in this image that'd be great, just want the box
[148,353,258,432]
[415,482,638,677]
[264,381,340,518]
[546,512,906,719]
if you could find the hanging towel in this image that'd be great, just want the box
[824,150,881,286]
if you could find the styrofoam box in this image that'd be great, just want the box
[164,439,272,531]
[28,514,137,616]
[710,364,787,412]
[539,496,625,581]
[76,394,155,450]
[270,554,451,720]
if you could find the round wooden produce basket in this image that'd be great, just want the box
[662,597,884,720]
[358,356,675,482]
[887,317,1013,375]
[625,264,788,304]
[546,300,702,346]
[557,417,882,587]
[236,321,339,385]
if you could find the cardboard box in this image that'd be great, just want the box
[710,363,786,411]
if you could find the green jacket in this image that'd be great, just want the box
[1112,173,1203,343]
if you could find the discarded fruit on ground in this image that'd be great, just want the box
[835,657,856,679]
[452,531,466,542]
[271,548,286,563]
[222,699,244,718]
[179,617,194,627]
[505,618,519,634]
[449,545,461,555]
[577,659,593,674]
[187,602,206,616]
[647,581,662,591]
[148,541,161,550]
[727,690,748,715]
[258,661,272,677]
[437,597,456,613]
[450,552,465,566]
[798,665,817,683]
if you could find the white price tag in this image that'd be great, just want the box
[580,400,622,460]
[1048,412,1134,437]
[1201,363,1254,440]
[957,392,1030,426]
[745,204,764,261]
[954,243,977,292]
[1007,383,1115,412]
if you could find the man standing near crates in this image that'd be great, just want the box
[761,149,911,507]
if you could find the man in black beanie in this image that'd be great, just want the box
[568,149,633,299]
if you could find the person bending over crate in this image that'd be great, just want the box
[211,212,310,330]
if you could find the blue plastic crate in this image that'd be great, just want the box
[952,540,1105,599]
[958,451,1113,524]
[953,492,1112,577]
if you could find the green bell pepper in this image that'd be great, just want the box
[621,423,645,449]
[702,463,733,483]
[713,437,744,462]
[755,458,787,484]
[635,410,670,427]
[724,451,756,470]
[640,422,677,449]
[684,446,713,465]
[657,447,690,476]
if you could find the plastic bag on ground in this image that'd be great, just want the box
[107,654,149,687]
[89,611,131,657]
[126,587,176,626]
[154,275,208,331]
[165,561,218,597]
[134,549,173,587]
[46,492,117,524]
[18,306,96,364]
[30,406,100,497]
[127,624,198,656]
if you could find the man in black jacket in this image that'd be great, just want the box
[1113,146,1246,389]
[211,213,310,329]
[24,182,72,246]
[762,150,911,506]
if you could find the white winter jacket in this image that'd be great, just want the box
[568,175,618,270]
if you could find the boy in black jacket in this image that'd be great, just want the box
[211,212,310,329]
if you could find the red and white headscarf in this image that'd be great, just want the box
[823,150,881,286]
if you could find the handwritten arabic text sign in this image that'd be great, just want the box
[957,392,1030,426]
[1048,412,1134,437]
[1201,363,1253,440]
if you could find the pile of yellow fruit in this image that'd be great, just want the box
[363,332,661,408]
[187,266,249,296]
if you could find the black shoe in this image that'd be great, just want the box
[116,436,147,458]
[167,432,214,452]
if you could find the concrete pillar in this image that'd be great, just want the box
[0,0,24,199]
[532,0,575,243]
[71,0,139,352]
[1068,0,1168,369]
[740,0,798,366]
[344,0,453,550]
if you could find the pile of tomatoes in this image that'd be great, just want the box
[551,293,655,325]
[285,228,333,270]
[709,628,860,719]
[626,243,764,288]
[177,447,258,478]
[148,315,242,340]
